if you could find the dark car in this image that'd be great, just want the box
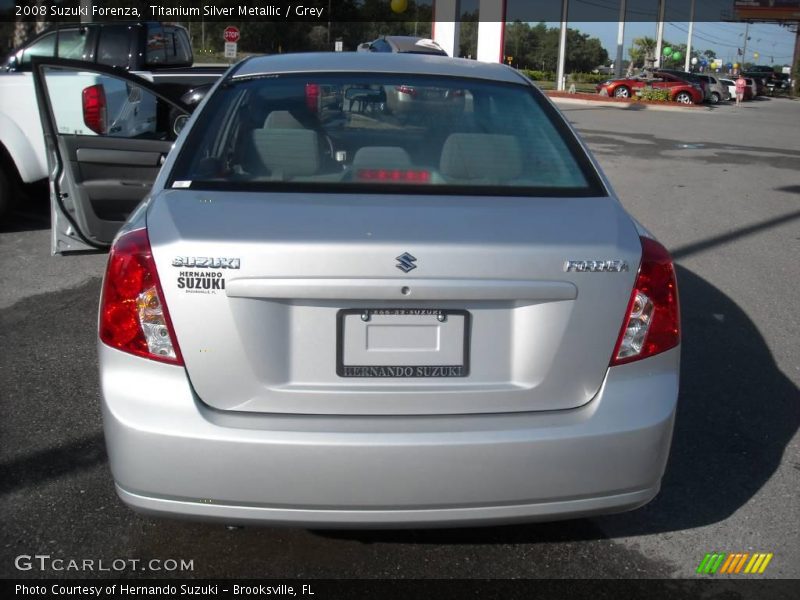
[767,73,791,94]
[741,72,770,96]
[357,36,448,56]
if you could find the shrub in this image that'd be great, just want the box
[569,73,609,84]
[520,69,556,81]
[636,88,672,102]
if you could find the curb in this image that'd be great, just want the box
[546,93,710,112]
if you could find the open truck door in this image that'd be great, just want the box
[32,58,190,254]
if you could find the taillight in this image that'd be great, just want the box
[610,237,680,366]
[99,228,183,365]
[82,84,107,135]
[395,85,417,97]
[305,83,320,113]
[357,169,431,182]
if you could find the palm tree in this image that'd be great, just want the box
[628,36,657,74]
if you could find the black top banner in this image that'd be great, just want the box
[4,0,796,24]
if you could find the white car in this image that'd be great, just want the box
[719,78,737,99]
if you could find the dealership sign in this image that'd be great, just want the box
[733,0,800,20]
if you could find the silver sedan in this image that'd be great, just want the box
[37,53,680,527]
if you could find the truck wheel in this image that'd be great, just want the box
[0,168,11,221]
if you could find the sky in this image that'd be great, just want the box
[571,21,797,66]
[455,0,797,66]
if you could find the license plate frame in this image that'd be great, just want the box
[336,308,470,378]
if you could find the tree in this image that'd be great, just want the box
[565,30,609,72]
[499,21,607,72]
[458,10,479,58]
[629,36,657,70]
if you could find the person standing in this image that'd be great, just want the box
[735,74,747,107]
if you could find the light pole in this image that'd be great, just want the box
[614,0,627,79]
[685,0,695,72]
[556,0,569,91]
[654,0,666,68]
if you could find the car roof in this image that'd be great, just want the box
[231,52,525,85]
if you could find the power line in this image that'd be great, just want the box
[667,22,793,61]
[668,22,738,48]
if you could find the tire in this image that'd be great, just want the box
[613,86,631,98]
[711,92,720,104]
[676,91,694,105]
[0,168,10,222]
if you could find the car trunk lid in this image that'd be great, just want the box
[148,189,641,415]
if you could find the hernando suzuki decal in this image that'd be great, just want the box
[177,270,226,294]
[172,257,240,294]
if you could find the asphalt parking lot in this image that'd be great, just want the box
[1,96,798,580]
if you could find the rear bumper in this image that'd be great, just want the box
[100,344,679,528]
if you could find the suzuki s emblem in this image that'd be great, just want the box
[395,252,417,273]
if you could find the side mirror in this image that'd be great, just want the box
[173,114,190,136]
[5,55,19,72]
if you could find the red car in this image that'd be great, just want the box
[597,73,704,104]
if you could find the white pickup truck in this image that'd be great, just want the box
[0,22,224,220]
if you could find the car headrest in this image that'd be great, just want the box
[352,146,413,170]
[263,110,305,129]
[248,128,320,177]
[440,133,523,181]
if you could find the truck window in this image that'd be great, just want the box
[56,29,90,60]
[145,24,167,65]
[146,24,192,67]
[97,25,132,68]
[19,32,56,67]
[370,40,392,52]
[168,27,193,65]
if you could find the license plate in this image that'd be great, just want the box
[337,309,470,378]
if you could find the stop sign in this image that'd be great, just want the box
[223,27,240,44]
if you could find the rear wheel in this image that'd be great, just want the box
[613,86,631,98]
[711,92,720,104]
[676,91,694,105]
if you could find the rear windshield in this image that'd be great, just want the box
[169,72,604,196]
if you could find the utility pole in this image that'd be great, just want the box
[685,0,695,72]
[741,22,750,69]
[614,0,627,78]
[654,0,666,68]
[556,0,569,91]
